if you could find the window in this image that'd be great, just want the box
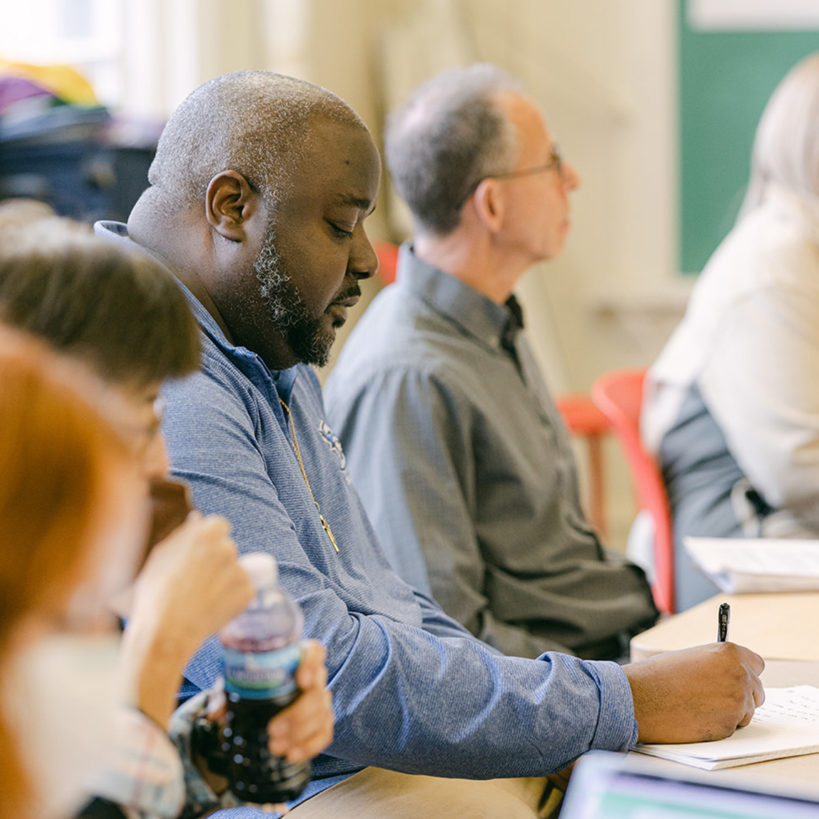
[0,0,125,107]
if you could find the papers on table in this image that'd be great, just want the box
[684,537,819,593]
[637,686,819,770]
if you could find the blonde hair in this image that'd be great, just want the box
[0,326,133,811]
[741,52,819,214]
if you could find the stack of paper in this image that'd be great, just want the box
[684,537,819,593]
[637,686,819,770]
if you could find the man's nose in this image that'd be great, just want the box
[562,161,581,191]
[351,225,378,281]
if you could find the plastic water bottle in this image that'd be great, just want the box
[219,552,310,803]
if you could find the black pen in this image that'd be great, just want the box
[717,602,730,642]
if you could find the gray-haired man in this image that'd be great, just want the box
[327,64,658,662]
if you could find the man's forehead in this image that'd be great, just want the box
[498,95,552,161]
[302,114,371,153]
[291,120,380,204]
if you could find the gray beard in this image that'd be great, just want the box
[253,232,333,367]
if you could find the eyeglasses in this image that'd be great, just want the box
[489,144,564,182]
[460,144,564,207]
[121,394,166,459]
[153,395,167,424]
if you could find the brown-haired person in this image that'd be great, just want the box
[0,216,199,480]
[0,223,333,817]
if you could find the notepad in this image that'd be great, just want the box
[684,537,819,593]
[636,686,819,770]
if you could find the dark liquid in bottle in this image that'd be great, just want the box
[223,689,311,803]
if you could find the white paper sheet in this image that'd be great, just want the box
[637,686,819,770]
[684,537,819,593]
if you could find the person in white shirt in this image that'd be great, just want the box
[642,52,819,611]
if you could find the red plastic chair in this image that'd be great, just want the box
[373,240,399,286]
[555,394,610,538]
[591,368,675,614]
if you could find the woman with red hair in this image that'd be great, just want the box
[0,326,145,817]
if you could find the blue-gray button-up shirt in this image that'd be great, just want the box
[326,245,657,660]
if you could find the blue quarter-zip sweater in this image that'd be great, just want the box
[96,221,638,815]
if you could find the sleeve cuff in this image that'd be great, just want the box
[87,707,185,818]
[586,660,639,751]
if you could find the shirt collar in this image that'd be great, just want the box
[396,242,524,352]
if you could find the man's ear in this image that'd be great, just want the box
[472,178,504,234]
[205,171,261,241]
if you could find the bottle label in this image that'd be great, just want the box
[223,644,301,700]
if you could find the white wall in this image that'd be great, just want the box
[113,0,690,544]
[250,0,689,381]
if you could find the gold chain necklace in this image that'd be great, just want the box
[279,397,339,553]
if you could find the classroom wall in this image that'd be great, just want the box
[115,0,692,544]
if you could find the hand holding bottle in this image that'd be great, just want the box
[219,552,314,804]
[267,639,333,763]
[206,639,333,764]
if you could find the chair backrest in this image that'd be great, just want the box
[591,368,675,614]
[373,240,399,286]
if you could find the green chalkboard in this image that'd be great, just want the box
[679,1,819,273]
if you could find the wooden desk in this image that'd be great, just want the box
[630,592,819,662]
[627,595,819,794]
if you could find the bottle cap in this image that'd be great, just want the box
[238,552,278,589]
